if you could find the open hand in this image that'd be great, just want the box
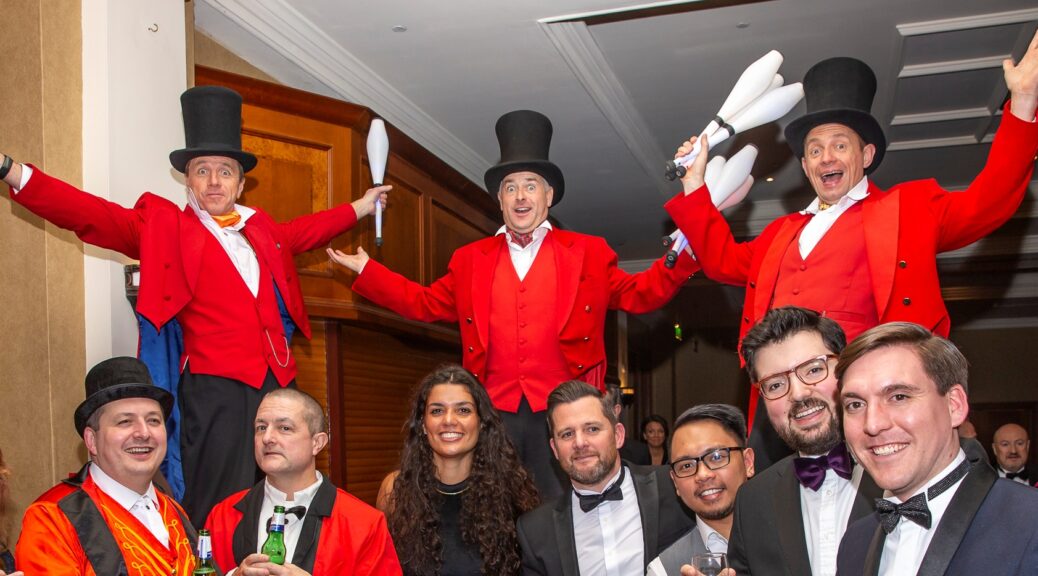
[1006,29,1038,120]
[676,134,710,195]
[327,246,370,274]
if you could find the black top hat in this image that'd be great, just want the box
[169,86,258,174]
[484,110,565,206]
[784,57,886,174]
[74,357,173,437]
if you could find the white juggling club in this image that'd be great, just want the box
[666,82,803,179]
[717,175,753,212]
[710,145,758,207]
[699,50,784,139]
[367,118,389,247]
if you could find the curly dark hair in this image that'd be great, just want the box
[386,364,540,576]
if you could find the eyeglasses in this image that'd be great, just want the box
[670,447,745,478]
[755,354,837,400]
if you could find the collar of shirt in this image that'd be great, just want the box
[88,462,158,511]
[186,193,257,231]
[573,466,623,498]
[495,220,553,249]
[800,176,870,215]
[263,470,323,513]
[694,516,729,554]
[884,449,967,513]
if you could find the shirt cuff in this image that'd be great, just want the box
[11,164,33,193]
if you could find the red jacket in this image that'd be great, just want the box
[10,168,359,386]
[205,478,401,575]
[666,102,1038,346]
[353,228,699,407]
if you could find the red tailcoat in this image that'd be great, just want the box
[666,103,1038,346]
[205,479,401,575]
[353,228,699,410]
[10,168,359,386]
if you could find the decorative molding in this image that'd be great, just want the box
[887,133,995,151]
[899,56,1008,78]
[897,7,1038,36]
[538,20,673,197]
[890,107,992,125]
[197,0,488,187]
[540,0,708,23]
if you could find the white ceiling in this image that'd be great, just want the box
[195,0,1038,326]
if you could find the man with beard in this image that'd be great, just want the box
[728,307,881,576]
[992,423,1035,485]
[516,380,693,576]
[648,404,754,576]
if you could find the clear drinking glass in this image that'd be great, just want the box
[691,552,727,576]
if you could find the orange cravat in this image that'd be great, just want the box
[211,211,241,228]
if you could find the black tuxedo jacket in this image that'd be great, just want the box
[727,454,881,576]
[837,454,1038,576]
[516,463,694,576]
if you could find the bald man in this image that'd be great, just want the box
[993,423,1034,485]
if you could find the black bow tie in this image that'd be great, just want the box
[793,443,853,491]
[266,505,307,531]
[1005,470,1029,481]
[577,467,625,513]
[875,458,969,534]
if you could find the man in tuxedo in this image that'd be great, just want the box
[836,322,1038,575]
[727,307,881,576]
[648,404,755,576]
[205,388,400,575]
[992,423,1035,485]
[517,380,693,576]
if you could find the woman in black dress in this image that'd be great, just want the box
[377,364,539,576]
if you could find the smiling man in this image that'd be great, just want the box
[16,357,199,575]
[727,307,881,576]
[992,423,1034,485]
[516,380,693,576]
[666,39,1038,472]
[205,388,400,576]
[835,322,1038,576]
[648,404,754,576]
[329,109,700,500]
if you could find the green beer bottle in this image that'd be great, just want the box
[261,505,287,565]
[192,529,217,575]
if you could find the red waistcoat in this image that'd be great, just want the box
[772,202,878,342]
[485,235,573,412]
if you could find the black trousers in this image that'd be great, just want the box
[178,368,285,526]
[500,396,568,502]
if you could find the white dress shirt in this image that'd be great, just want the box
[495,221,553,281]
[89,463,169,548]
[15,165,261,296]
[571,466,644,576]
[800,457,864,576]
[695,516,729,554]
[878,450,967,576]
[798,176,870,259]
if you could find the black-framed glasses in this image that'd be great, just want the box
[755,354,838,400]
[670,447,745,478]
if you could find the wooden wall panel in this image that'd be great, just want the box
[429,198,494,278]
[338,325,459,504]
[292,321,331,476]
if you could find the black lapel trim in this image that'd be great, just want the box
[232,481,266,565]
[772,459,813,576]
[862,522,885,576]
[916,458,996,576]
[291,476,336,572]
[631,465,660,566]
[553,489,579,576]
[57,464,129,576]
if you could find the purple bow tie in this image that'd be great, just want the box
[793,444,853,491]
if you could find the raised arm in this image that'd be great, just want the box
[335,248,459,324]
[278,185,390,255]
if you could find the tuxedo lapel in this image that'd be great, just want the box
[471,237,501,349]
[862,185,898,321]
[772,460,813,575]
[231,482,266,564]
[754,216,809,319]
[553,230,583,332]
[916,460,996,576]
[862,523,885,576]
[632,467,660,564]
[553,493,580,576]
[291,477,336,572]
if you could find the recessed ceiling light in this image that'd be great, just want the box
[736,22,750,29]
[392,25,408,33]
[766,177,774,182]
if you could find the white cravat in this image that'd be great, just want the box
[495,221,552,281]
[878,451,967,576]
[799,458,863,576]
[89,463,168,548]
[571,466,644,576]
[798,177,869,259]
